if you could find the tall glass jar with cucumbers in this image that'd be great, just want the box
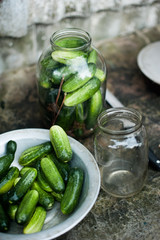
[37,28,107,138]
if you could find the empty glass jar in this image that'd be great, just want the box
[37,28,107,139]
[94,107,148,198]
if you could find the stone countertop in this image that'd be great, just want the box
[0,26,160,240]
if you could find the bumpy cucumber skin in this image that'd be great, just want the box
[31,181,55,210]
[50,125,73,163]
[23,206,46,234]
[62,63,96,93]
[16,190,39,225]
[85,89,103,129]
[18,141,53,166]
[35,160,53,192]
[0,203,10,232]
[8,168,37,204]
[6,140,17,155]
[64,77,101,107]
[51,50,86,64]
[60,167,84,215]
[0,154,14,178]
[41,157,65,193]
[0,167,19,195]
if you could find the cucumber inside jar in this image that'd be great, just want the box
[37,29,106,138]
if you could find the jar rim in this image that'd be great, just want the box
[97,107,143,135]
[50,28,92,51]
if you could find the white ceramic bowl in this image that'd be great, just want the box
[0,128,100,240]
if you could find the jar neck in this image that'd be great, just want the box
[50,28,92,51]
[97,107,143,135]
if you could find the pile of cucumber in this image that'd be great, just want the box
[0,125,84,234]
[38,37,106,136]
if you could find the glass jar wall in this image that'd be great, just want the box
[37,28,107,138]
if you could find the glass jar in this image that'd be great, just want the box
[37,28,107,138]
[94,107,148,198]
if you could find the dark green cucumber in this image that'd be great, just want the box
[88,49,97,64]
[23,206,46,234]
[50,125,73,163]
[51,50,86,64]
[85,89,103,129]
[16,190,39,225]
[0,153,14,179]
[47,153,70,182]
[0,203,10,232]
[60,167,84,215]
[8,168,37,203]
[6,140,17,155]
[31,181,55,210]
[62,63,96,93]
[18,141,53,166]
[35,160,53,192]
[8,204,18,221]
[41,156,65,193]
[0,167,19,195]
[64,77,101,107]
[52,65,75,84]
[75,103,84,123]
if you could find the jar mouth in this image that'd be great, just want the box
[97,107,142,135]
[50,28,91,51]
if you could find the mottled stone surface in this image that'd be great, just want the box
[0,26,160,240]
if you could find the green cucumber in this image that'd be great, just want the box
[8,204,18,221]
[6,140,17,155]
[16,190,39,225]
[20,167,34,176]
[55,37,87,48]
[50,125,73,163]
[88,49,97,64]
[23,206,46,234]
[31,181,55,210]
[95,68,106,82]
[18,141,53,166]
[75,103,84,123]
[51,50,86,64]
[47,153,70,182]
[56,105,75,131]
[0,203,10,232]
[52,65,75,84]
[41,156,65,193]
[60,168,84,215]
[85,89,103,129]
[8,168,37,204]
[64,77,101,107]
[51,191,64,202]
[62,63,96,93]
[0,167,19,195]
[35,160,53,193]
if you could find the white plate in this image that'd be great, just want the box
[137,41,160,84]
[0,128,100,240]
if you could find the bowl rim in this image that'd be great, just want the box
[0,128,100,240]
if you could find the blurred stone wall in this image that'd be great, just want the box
[0,0,160,75]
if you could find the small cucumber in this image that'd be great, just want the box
[16,190,39,225]
[47,153,70,182]
[60,168,84,215]
[8,204,18,221]
[31,181,55,210]
[18,141,53,166]
[8,168,37,204]
[56,105,75,131]
[51,50,86,64]
[62,63,96,93]
[41,156,65,193]
[23,206,46,234]
[64,77,101,107]
[0,154,14,178]
[52,65,75,85]
[85,89,103,129]
[75,103,84,123]
[6,140,17,155]
[94,68,106,82]
[35,160,53,193]
[0,203,10,232]
[88,49,97,64]
[50,125,73,163]
[0,167,19,195]
[55,37,87,48]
